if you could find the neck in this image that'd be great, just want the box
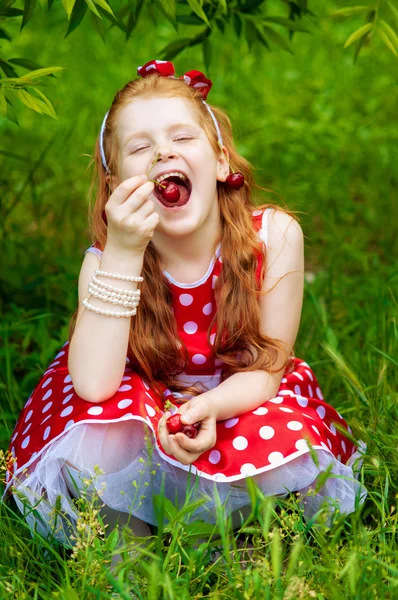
[152,206,221,273]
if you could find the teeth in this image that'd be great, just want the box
[155,171,187,185]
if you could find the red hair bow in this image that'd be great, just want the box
[137,59,213,100]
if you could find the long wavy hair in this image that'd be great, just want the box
[68,74,299,399]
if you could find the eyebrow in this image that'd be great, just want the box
[123,123,198,147]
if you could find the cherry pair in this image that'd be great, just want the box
[166,413,201,439]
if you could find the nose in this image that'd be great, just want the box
[155,144,178,161]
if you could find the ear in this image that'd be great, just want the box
[105,173,119,193]
[216,144,230,183]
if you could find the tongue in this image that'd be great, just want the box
[159,183,190,207]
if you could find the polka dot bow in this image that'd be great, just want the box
[137,59,213,100]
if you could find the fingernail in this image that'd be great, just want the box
[183,415,192,424]
[141,174,147,180]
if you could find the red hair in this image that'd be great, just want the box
[69,74,298,398]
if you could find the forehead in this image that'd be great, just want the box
[116,96,200,144]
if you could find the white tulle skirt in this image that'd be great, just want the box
[10,418,367,548]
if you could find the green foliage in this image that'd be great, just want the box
[0,1,397,121]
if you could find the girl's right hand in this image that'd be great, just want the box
[104,175,160,255]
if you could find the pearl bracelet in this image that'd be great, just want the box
[92,275,141,297]
[88,282,140,305]
[87,286,139,308]
[95,269,143,283]
[83,298,136,318]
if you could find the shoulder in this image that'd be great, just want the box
[266,209,304,251]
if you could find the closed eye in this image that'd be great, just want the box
[131,146,149,154]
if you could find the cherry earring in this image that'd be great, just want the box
[220,145,245,190]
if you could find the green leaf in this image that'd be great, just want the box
[156,0,176,21]
[2,96,19,125]
[32,86,57,118]
[158,37,192,60]
[62,0,77,19]
[344,22,374,48]
[65,0,88,37]
[245,19,261,51]
[177,14,203,25]
[8,58,53,76]
[84,0,101,19]
[387,0,398,25]
[21,0,37,31]
[262,24,294,54]
[0,88,7,116]
[0,8,24,16]
[96,4,127,33]
[376,27,398,56]
[330,6,369,18]
[0,60,18,78]
[271,527,282,580]
[186,0,210,28]
[378,19,398,49]
[17,88,56,118]
[0,27,12,41]
[218,0,227,15]
[19,66,63,80]
[202,38,212,72]
[93,0,114,16]
[262,16,311,33]
[215,18,225,34]
[90,11,106,42]
[233,12,242,37]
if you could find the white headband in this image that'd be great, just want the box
[99,99,223,175]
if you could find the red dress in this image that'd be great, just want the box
[3,208,367,543]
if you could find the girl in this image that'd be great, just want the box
[3,59,367,556]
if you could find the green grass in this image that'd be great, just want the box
[1,0,397,597]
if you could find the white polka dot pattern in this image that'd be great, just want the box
[179,293,193,306]
[192,354,206,365]
[252,407,268,415]
[87,406,103,416]
[60,406,73,418]
[184,321,198,334]
[118,399,133,410]
[240,463,257,476]
[259,426,275,440]
[232,436,248,451]
[287,421,303,431]
[225,418,239,429]
[203,302,212,315]
[209,450,221,464]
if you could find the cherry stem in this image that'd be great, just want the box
[146,152,161,178]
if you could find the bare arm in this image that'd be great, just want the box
[68,247,145,403]
[68,175,158,403]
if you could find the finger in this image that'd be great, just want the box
[174,430,215,454]
[158,425,172,455]
[179,399,210,426]
[133,196,158,221]
[168,436,200,465]
[107,175,149,207]
[120,180,155,214]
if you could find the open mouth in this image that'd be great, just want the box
[154,175,192,208]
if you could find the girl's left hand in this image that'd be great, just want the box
[158,394,217,465]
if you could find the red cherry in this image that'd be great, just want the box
[161,182,181,203]
[226,172,245,190]
[166,414,183,434]
[181,425,198,438]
